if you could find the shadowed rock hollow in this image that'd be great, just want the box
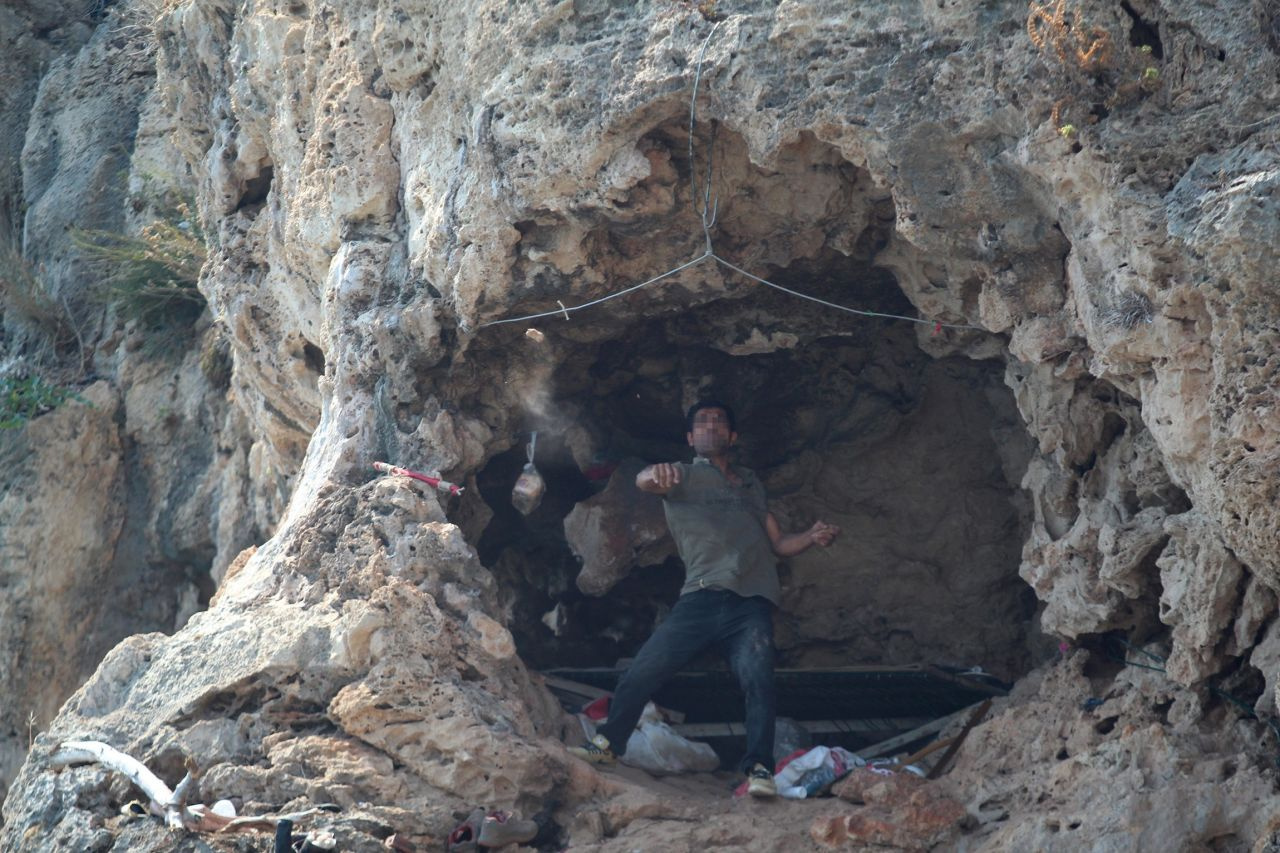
[2,0,1280,850]
[466,272,1038,679]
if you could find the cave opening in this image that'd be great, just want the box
[441,122,1045,761]
[462,252,1039,685]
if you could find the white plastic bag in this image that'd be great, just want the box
[577,702,719,776]
[620,703,720,775]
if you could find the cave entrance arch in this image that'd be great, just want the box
[449,121,1043,762]
[465,250,1038,686]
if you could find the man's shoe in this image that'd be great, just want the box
[567,734,615,765]
[747,763,777,798]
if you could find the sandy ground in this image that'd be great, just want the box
[557,762,860,852]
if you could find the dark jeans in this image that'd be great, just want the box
[597,588,776,775]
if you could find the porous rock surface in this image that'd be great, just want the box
[2,0,1280,849]
[564,459,675,598]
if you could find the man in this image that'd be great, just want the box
[569,400,840,797]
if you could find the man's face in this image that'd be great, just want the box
[687,407,736,457]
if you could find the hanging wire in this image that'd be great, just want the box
[689,21,724,252]
[476,18,984,334]
[713,255,982,330]
[478,252,711,327]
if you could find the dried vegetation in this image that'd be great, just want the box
[1026,0,1162,136]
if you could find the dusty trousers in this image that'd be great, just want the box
[596,588,776,774]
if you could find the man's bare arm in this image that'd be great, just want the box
[765,513,840,557]
[636,463,682,495]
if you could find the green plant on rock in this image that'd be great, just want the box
[74,202,208,336]
[0,375,85,429]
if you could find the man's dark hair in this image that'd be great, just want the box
[686,399,736,433]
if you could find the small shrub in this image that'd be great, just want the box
[0,244,81,358]
[0,376,85,429]
[74,203,208,336]
[199,330,233,391]
[1100,289,1154,329]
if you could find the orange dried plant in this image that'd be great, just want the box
[1027,0,1113,71]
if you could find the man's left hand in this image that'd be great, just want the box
[808,520,840,547]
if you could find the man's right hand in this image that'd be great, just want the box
[637,462,681,494]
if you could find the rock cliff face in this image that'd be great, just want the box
[2,0,1279,849]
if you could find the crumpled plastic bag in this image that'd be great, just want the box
[621,703,720,775]
[774,745,863,799]
[580,703,719,776]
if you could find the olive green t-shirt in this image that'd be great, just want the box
[663,458,780,605]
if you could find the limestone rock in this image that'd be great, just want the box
[0,383,122,807]
[816,767,968,849]
[1251,619,1280,717]
[832,766,927,805]
[18,5,153,303]
[564,459,673,597]
[1,479,569,850]
[5,0,1280,849]
[1227,575,1276,660]
[938,653,1280,850]
[0,3,89,242]
[1019,396,1185,639]
[811,799,968,850]
[1157,512,1245,685]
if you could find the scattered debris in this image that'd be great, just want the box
[545,664,1006,755]
[768,745,862,799]
[51,740,194,831]
[446,808,537,852]
[50,740,338,835]
[384,833,417,852]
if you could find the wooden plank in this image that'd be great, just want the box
[674,717,934,739]
[921,665,1009,697]
[541,674,611,700]
[853,703,982,759]
[903,736,956,766]
[772,665,929,675]
[542,675,685,723]
[927,699,991,779]
[556,664,935,676]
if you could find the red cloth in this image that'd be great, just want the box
[582,696,611,720]
[583,461,619,481]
